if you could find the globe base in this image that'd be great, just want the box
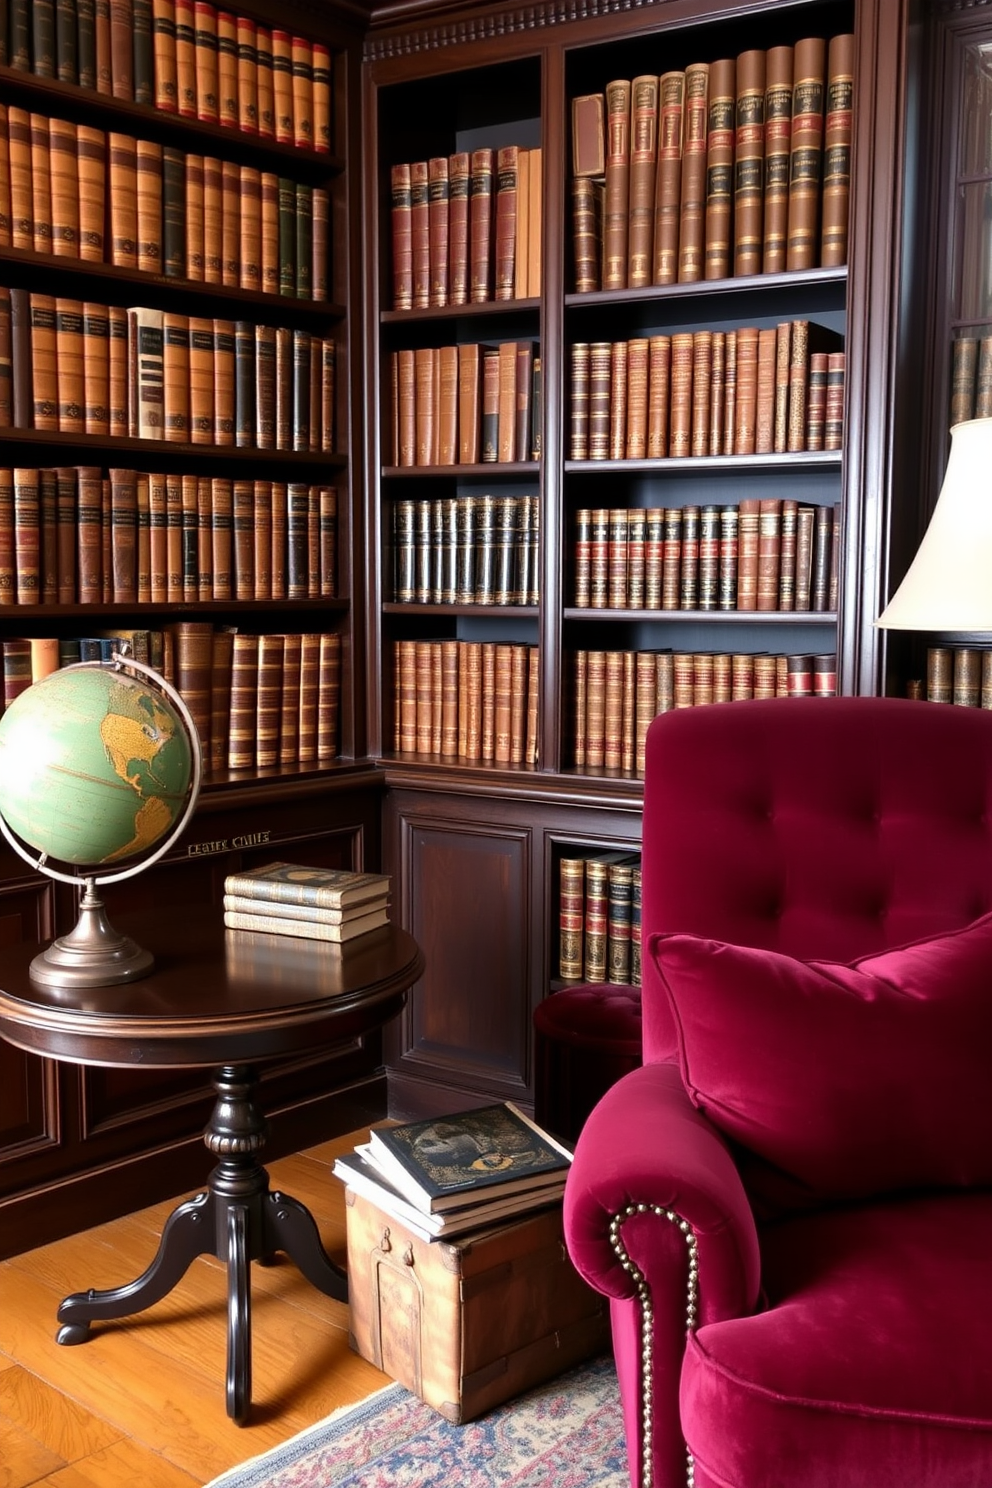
[29,880,155,990]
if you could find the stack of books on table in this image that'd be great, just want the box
[333,1102,573,1243]
[222,862,391,942]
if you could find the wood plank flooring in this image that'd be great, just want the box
[0,1128,391,1488]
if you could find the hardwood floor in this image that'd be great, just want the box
[0,1127,391,1488]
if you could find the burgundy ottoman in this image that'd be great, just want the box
[533,983,643,1143]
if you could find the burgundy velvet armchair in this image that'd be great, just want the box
[564,697,992,1488]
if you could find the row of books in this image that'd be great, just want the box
[388,341,541,468]
[558,851,642,986]
[0,625,344,775]
[918,647,992,708]
[2,0,332,152]
[574,499,840,614]
[391,638,539,766]
[569,323,844,462]
[570,648,838,775]
[0,466,338,606]
[390,145,542,311]
[571,34,853,293]
[0,109,329,300]
[949,335,992,428]
[223,861,392,944]
[0,291,336,452]
[391,495,539,608]
[334,1102,572,1242]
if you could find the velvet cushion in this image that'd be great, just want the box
[647,912,992,1214]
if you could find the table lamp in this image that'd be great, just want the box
[877,417,992,631]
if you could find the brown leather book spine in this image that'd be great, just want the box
[603,80,630,290]
[413,639,432,755]
[497,340,517,463]
[588,341,612,461]
[108,303,127,438]
[188,314,214,444]
[76,466,103,603]
[708,330,725,454]
[184,151,205,280]
[777,497,797,610]
[626,509,645,609]
[574,507,592,607]
[216,9,238,130]
[108,131,138,268]
[652,70,685,285]
[828,500,841,610]
[202,154,223,284]
[493,642,513,763]
[588,507,609,609]
[584,650,608,768]
[239,164,261,292]
[162,310,189,441]
[559,857,586,980]
[227,631,258,768]
[317,631,341,761]
[428,155,450,308]
[755,325,777,453]
[626,337,649,459]
[469,147,494,303]
[55,297,85,433]
[572,92,605,177]
[975,336,992,419]
[509,642,529,763]
[213,317,235,445]
[718,503,738,608]
[235,14,257,133]
[394,346,414,466]
[806,350,828,450]
[734,49,765,277]
[175,0,196,115]
[668,332,694,458]
[703,57,735,281]
[494,145,519,301]
[820,33,854,267]
[733,325,759,454]
[0,290,10,428]
[30,114,52,256]
[38,467,58,605]
[528,146,543,298]
[390,162,413,311]
[311,186,328,303]
[180,472,198,598]
[274,330,292,452]
[607,507,627,608]
[254,630,283,767]
[291,34,313,150]
[447,150,470,307]
[583,855,610,973]
[414,345,435,467]
[634,652,657,770]
[571,176,603,294]
[480,640,497,760]
[679,505,700,609]
[30,294,58,432]
[194,1,219,124]
[319,484,336,597]
[926,646,952,705]
[94,0,114,96]
[0,467,16,607]
[608,340,628,461]
[312,42,331,153]
[77,126,106,263]
[409,159,430,310]
[148,469,167,601]
[787,317,810,451]
[773,320,792,451]
[13,466,40,604]
[647,334,671,458]
[736,497,760,610]
[627,75,658,288]
[570,650,588,767]
[7,108,32,252]
[951,338,978,424]
[278,630,302,764]
[252,479,271,598]
[109,466,137,602]
[230,478,254,599]
[678,62,709,283]
[691,331,712,457]
[163,471,182,601]
[825,351,845,450]
[756,496,782,611]
[786,37,826,271]
[794,503,815,609]
[217,157,238,287]
[308,335,321,453]
[644,506,663,608]
[297,630,320,762]
[210,475,231,599]
[514,148,529,299]
[255,24,274,138]
[153,0,179,112]
[101,479,114,602]
[207,624,233,775]
[49,116,79,258]
[762,44,793,272]
[110,0,134,98]
[570,340,591,460]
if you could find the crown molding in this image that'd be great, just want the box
[364,0,669,61]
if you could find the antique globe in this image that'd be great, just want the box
[0,653,202,988]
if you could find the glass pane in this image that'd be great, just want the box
[956,180,992,322]
[960,44,992,177]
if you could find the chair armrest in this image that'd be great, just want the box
[564,1061,761,1326]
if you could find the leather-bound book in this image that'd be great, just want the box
[677,62,709,283]
[778,497,797,610]
[153,0,178,111]
[133,0,154,103]
[30,114,52,256]
[73,125,105,266]
[202,154,222,283]
[231,478,254,599]
[37,467,58,605]
[161,310,189,441]
[756,497,781,610]
[147,469,167,601]
[49,117,78,258]
[277,175,296,295]
[569,340,591,460]
[297,630,320,762]
[973,337,992,417]
[136,138,163,275]
[653,69,685,284]
[312,186,328,302]
[180,473,198,598]
[708,330,725,454]
[108,303,128,435]
[481,343,500,462]
[13,466,39,603]
[254,171,277,294]
[286,481,309,597]
[950,338,978,424]
[806,350,828,450]
[825,351,845,449]
[679,504,700,609]
[786,317,809,451]
[318,484,336,597]
[754,325,777,453]
[661,507,681,609]
[128,305,164,438]
[390,163,413,310]
[216,9,238,130]
[509,642,529,763]
[634,652,657,770]
[493,642,513,763]
[413,345,436,467]
[574,507,592,607]
[312,42,331,153]
[436,343,458,467]
[626,337,649,459]
[770,319,791,450]
[160,145,184,277]
[588,507,609,609]
[410,160,430,309]
[603,80,630,290]
[236,15,257,133]
[953,648,981,708]
[194,1,219,124]
[572,92,605,178]
[187,314,213,444]
[691,330,712,457]
[174,0,196,114]
[0,468,15,606]
[719,329,735,453]
[252,479,271,597]
[0,291,11,427]
[628,75,658,288]
[163,472,182,600]
[109,0,132,98]
[828,500,841,610]
[10,288,32,430]
[813,652,836,698]
[698,503,719,609]
[588,341,612,460]
[8,107,32,251]
[31,0,56,77]
[291,34,313,150]
[469,147,494,303]
[278,631,302,764]
[668,332,694,458]
[108,132,138,268]
[733,325,759,454]
[703,57,735,281]
[212,317,235,446]
[294,182,312,299]
[109,466,137,602]
[734,49,765,276]
[583,852,613,973]
[786,37,826,270]
[494,146,519,301]
[480,641,497,760]
[608,340,627,461]
[762,44,793,271]
[794,503,816,609]
[185,151,205,280]
[627,507,645,608]
[0,108,12,248]
[428,156,450,308]
[647,334,671,458]
[571,176,603,293]
[528,146,543,299]
[413,640,432,755]
[316,632,341,761]
[319,336,335,453]
[233,318,254,447]
[75,467,102,603]
[208,625,234,775]
[497,341,518,463]
[820,34,854,267]
[227,632,258,768]
[571,651,588,768]
[718,503,738,609]
[736,497,760,610]
[559,858,586,980]
[812,501,832,611]
[135,474,151,603]
[172,620,215,763]
[291,326,310,452]
[448,151,470,306]
[926,646,952,705]
[56,0,78,82]
[515,149,530,299]
[493,497,516,605]
[644,506,664,608]
[606,507,627,608]
[239,165,261,291]
[55,298,85,433]
[256,25,274,138]
[274,324,292,449]
[221,158,239,286]
[29,293,58,432]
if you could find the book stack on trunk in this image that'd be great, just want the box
[222,861,391,942]
[333,1101,572,1242]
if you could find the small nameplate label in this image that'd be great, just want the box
[187,830,272,857]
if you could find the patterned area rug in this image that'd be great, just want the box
[202,1355,627,1488]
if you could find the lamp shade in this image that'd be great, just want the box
[877,418,992,630]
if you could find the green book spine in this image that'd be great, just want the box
[0,0,7,64]
[132,0,153,103]
[76,0,96,86]
[286,481,309,598]
[31,0,55,75]
[278,176,296,297]
[295,182,312,300]
[55,0,77,80]
[162,146,186,278]
[8,0,30,69]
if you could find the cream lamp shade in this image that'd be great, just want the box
[877,418,992,630]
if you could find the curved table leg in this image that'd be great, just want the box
[56,1190,213,1344]
[226,1203,252,1427]
[263,1190,348,1301]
